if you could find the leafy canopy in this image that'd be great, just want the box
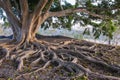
[0,0,120,39]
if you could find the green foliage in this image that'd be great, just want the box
[93,20,117,39]
[101,20,117,39]
[0,8,7,22]
[0,0,120,39]
[74,34,83,40]
[83,28,90,35]
[2,22,10,28]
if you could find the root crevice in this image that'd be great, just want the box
[0,39,120,80]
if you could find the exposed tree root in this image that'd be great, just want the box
[0,39,120,80]
[55,49,120,72]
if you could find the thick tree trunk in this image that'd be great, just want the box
[11,16,45,45]
[0,0,49,46]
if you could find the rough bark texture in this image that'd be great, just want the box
[0,0,50,45]
[0,0,109,45]
[0,36,120,80]
[0,0,120,80]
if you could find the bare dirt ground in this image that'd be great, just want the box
[0,35,120,80]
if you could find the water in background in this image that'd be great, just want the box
[0,24,120,45]
[38,24,120,45]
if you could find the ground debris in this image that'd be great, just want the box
[0,35,120,80]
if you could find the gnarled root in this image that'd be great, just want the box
[0,39,120,80]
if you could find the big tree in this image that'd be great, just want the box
[0,0,120,79]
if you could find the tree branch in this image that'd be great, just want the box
[13,0,20,11]
[49,7,105,19]
[31,0,48,28]
[0,0,5,9]
[33,0,48,15]
[19,0,29,25]
[30,0,48,26]
[0,0,2,7]
[59,0,64,10]
[1,0,21,27]
[13,0,21,19]
[6,0,12,10]
[44,0,54,13]
[31,12,50,36]
[0,0,21,39]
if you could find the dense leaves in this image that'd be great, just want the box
[0,1,120,80]
[0,0,120,39]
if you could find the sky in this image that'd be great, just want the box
[66,0,76,5]
[0,0,76,23]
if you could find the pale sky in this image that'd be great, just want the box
[66,0,76,5]
[0,0,76,23]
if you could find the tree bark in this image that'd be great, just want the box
[0,0,48,45]
[10,13,49,45]
[0,0,109,45]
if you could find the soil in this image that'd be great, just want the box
[0,35,120,80]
